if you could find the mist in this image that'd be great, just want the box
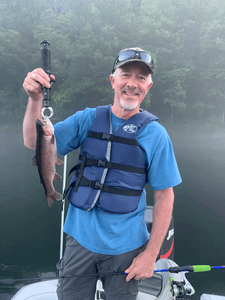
[0,0,225,299]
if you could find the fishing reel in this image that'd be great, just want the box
[40,40,56,119]
[169,276,194,299]
[170,278,186,298]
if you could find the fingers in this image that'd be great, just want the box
[23,68,55,99]
[125,265,144,282]
[125,266,137,282]
[125,259,142,282]
[124,265,132,282]
[125,265,153,282]
[124,252,155,282]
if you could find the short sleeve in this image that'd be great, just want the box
[54,107,96,156]
[138,121,182,190]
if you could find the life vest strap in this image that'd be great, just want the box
[88,130,139,146]
[66,173,142,197]
[73,152,87,192]
[68,154,146,176]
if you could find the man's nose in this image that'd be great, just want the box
[127,76,138,89]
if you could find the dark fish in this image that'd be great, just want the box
[32,118,64,207]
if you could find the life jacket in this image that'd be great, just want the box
[66,105,158,214]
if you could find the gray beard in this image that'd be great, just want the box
[120,98,139,110]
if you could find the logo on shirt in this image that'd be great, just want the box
[123,124,137,133]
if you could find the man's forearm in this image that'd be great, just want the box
[145,187,174,260]
[125,187,174,281]
[23,96,42,150]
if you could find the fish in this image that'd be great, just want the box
[31,118,64,207]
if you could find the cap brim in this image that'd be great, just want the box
[115,59,154,75]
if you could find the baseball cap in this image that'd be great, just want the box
[112,47,154,75]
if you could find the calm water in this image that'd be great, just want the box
[0,128,225,299]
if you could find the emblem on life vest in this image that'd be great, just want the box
[123,124,137,133]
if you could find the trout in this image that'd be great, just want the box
[32,118,63,207]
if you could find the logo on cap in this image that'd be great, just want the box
[123,124,137,133]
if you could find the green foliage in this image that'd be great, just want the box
[0,0,224,129]
[198,0,225,118]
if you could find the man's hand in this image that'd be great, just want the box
[22,68,55,150]
[125,250,155,282]
[23,68,55,101]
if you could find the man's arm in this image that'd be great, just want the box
[125,187,174,281]
[22,68,55,150]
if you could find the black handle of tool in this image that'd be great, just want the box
[41,40,51,107]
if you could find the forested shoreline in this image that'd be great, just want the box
[0,0,224,132]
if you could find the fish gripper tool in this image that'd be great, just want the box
[40,40,55,119]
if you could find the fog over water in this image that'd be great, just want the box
[0,126,225,299]
[0,0,225,299]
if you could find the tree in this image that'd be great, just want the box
[198,0,225,123]
[0,0,224,129]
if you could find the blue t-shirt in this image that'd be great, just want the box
[54,106,182,255]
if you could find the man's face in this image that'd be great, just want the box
[110,61,153,113]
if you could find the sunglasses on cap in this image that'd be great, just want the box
[112,49,154,75]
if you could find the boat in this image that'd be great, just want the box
[11,204,225,300]
[11,155,225,300]
[10,256,225,300]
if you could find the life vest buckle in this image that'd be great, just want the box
[90,180,103,190]
[101,132,111,140]
[95,159,107,167]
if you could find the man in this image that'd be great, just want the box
[23,47,182,300]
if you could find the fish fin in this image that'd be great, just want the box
[55,158,64,165]
[31,156,37,166]
[46,191,63,207]
[46,195,56,207]
[54,191,63,201]
[54,172,62,181]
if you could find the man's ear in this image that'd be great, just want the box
[148,81,153,91]
[110,74,115,89]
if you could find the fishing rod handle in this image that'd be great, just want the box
[168,266,194,273]
[168,265,211,273]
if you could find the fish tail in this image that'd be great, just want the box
[46,191,63,207]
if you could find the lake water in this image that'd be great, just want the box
[0,127,225,299]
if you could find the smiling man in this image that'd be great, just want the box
[110,58,153,117]
[23,47,182,300]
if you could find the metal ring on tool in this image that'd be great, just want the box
[41,107,54,119]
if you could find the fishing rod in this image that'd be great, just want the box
[40,40,55,119]
[154,264,225,273]
[1,265,225,285]
[0,271,125,284]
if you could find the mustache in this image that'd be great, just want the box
[121,87,141,96]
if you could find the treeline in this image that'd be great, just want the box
[0,0,225,130]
